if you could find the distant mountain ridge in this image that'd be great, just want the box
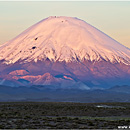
[108,85,130,94]
[0,85,130,102]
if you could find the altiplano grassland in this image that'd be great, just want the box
[0,102,130,129]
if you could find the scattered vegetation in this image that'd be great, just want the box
[0,102,130,129]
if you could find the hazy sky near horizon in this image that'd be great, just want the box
[0,1,130,48]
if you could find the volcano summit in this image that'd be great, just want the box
[0,16,130,89]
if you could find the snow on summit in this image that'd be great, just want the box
[0,16,130,64]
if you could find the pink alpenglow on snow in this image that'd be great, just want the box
[0,16,130,64]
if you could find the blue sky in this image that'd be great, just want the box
[0,1,130,47]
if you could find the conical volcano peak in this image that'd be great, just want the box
[1,16,130,88]
[40,16,84,23]
[0,16,130,64]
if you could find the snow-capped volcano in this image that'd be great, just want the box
[0,16,130,64]
[0,16,130,88]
